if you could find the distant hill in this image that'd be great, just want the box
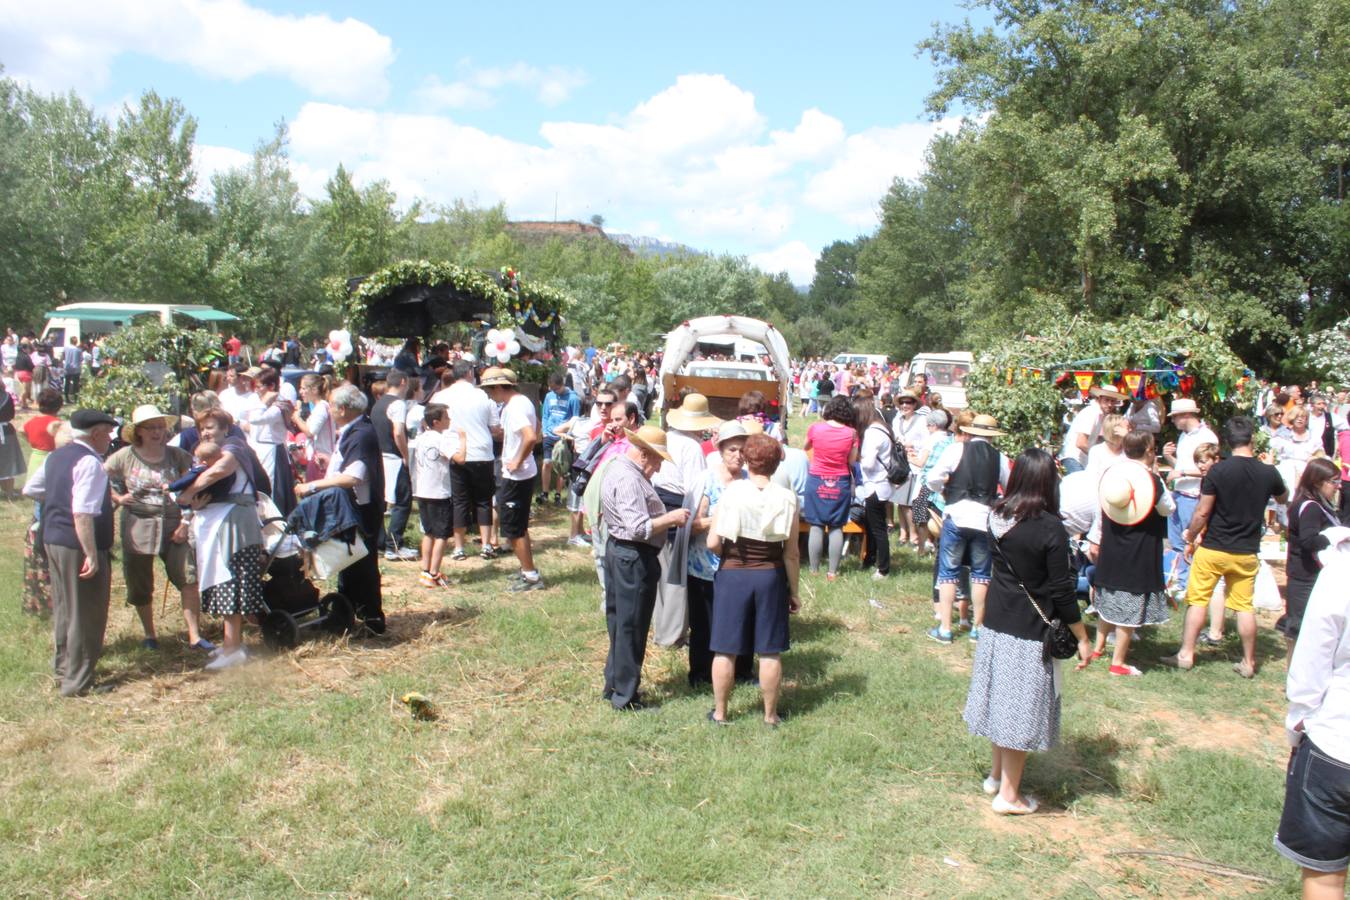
[608,233,705,260]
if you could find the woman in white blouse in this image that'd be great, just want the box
[706,433,801,726]
[1276,527,1350,896]
[854,397,896,579]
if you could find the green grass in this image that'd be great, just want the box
[0,493,1303,897]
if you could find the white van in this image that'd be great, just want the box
[907,351,974,409]
[832,352,889,370]
[40,302,238,346]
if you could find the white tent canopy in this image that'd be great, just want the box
[657,315,793,412]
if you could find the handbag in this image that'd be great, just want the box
[988,520,1078,663]
[309,535,369,579]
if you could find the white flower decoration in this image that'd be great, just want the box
[485,328,520,364]
[327,329,353,363]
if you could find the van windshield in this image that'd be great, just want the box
[925,363,969,387]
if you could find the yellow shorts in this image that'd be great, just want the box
[1184,546,1258,614]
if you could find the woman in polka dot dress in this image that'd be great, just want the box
[176,408,270,671]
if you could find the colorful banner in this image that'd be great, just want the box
[1122,369,1143,396]
[1074,371,1095,397]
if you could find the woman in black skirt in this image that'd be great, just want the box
[1282,457,1340,655]
[1090,432,1174,676]
[964,448,1091,815]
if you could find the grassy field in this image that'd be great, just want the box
[0,459,1302,896]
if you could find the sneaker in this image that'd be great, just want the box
[1197,632,1222,647]
[418,571,444,588]
[982,776,1001,796]
[395,546,419,561]
[449,549,467,562]
[384,548,399,561]
[141,637,159,651]
[957,619,972,632]
[553,492,563,506]
[968,627,981,642]
[481,545,500,560]
[870,570,887,580]
[205,648,248,671]
[567,535,592,548]
[536,493,548,505]
[927,626,954,644]
[508,576,546,593]
[189,638,216,652]
[1109,664,1143,677]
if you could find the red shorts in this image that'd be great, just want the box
[16,371,31,383]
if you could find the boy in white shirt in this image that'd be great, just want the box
[410,404,464,587]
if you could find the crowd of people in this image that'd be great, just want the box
[6,331,1349,892]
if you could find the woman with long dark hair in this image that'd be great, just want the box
[853,396,895,579]
[802,395,859,581]
[1282,457,1341,653]
[964,448,1091,815]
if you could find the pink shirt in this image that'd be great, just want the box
[807,422,857,477]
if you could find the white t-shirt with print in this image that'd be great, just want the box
[410,429,458,500]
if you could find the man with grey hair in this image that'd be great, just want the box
[297,383,387,633]
[36,409,118,695]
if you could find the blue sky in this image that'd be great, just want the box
[0,0,991,282]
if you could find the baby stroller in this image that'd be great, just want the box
[257,488,366,649]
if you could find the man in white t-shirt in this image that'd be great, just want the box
[1160,398,1219,594]
[1059,386,1125,473]
[218,365,262,423]
[481,367,543,591]
[438,360,501,560]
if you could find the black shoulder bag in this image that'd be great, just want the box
[988,519,1078,663]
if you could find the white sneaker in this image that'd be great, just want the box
[870,570,887,580]
[991,794,1039,815]
[205,648,248,671]
[982,776,1001,796]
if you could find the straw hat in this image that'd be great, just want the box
[666,392,723,431]
[120,404,177,444]
[624,425,674,463]
[1168,398,1201,418]
[1090,386,1128,402]
[241,366,262,380]
[715,420,748,446]
[1099,461,1157,527]
[960,414,1005,437]
[478,367,517,387]
[895,389,920,403]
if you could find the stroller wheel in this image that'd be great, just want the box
[261,611,299,650]
[321,592,354,636]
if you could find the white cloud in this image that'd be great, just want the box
[804,116,966,226]
[0,0,394,102]
[749,241,819,285]
[192,143,252,197]
[419,62,588,110]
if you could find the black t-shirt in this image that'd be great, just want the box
[1200,455,1286,554]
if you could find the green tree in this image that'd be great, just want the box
[206,125,328,336]
[312,163,411,279]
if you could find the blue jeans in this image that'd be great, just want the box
[1060,457,1084,474]
[936,517,991,584]
[1168,492,1199,590]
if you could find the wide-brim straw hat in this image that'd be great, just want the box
[1099,461,1157,526]
[666,392,723,431]
[895,389,920,403]
[120,404,177,444]
[960,414,1005,437]
[624,425,674,464]
[478,366,517,387]
[1168,398,1201,417]
[1090,386,1129,402]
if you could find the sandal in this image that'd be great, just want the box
[1159,654,1193,671]
[706,708,729,726]
[1233,660,1256,679]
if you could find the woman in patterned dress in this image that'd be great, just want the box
[963,448,1092,815]
[177,409,270,671]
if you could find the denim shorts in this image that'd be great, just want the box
[936,517,991,584]
[1275,737,1350,873]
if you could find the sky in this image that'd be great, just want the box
[0,0,992,284]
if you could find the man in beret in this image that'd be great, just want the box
[41,409,117,695]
